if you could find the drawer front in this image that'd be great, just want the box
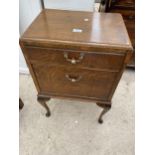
[33,65,117,100]
[25,47,125,71]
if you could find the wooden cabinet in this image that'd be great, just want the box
[101,0,135,68]
[20,9,133,123]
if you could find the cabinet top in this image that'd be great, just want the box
[20,9,132,51]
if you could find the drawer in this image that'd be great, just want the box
[33,65,117,100]
[25,47,125,71]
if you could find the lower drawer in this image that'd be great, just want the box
[33,65,117,100]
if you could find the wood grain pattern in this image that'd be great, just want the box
[103,0,135,68]
[33,65,117,100]
[19,9,133,123]
[20,9,132,51]
[24,46,125,71]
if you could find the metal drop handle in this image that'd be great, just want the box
[65,74,82,83]
[64,52,84,64]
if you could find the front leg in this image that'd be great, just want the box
[96,103,111,124]
[37,96,51,117]
[19,98,24,110]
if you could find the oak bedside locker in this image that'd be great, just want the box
[20,9,133,123]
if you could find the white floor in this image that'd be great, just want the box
[19,70,135,155]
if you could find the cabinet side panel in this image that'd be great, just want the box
[108,52,129,101]
[19,41,41,93]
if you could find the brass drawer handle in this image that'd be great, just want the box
[64,52,84,64]
[65,74,82,83]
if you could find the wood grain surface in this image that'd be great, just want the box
[20,9,133,121]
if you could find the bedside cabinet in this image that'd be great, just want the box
[20,9,132,123]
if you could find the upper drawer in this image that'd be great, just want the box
[24,47,125,71]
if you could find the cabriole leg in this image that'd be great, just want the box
[37,96,51,117]
[96,103,111,124]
